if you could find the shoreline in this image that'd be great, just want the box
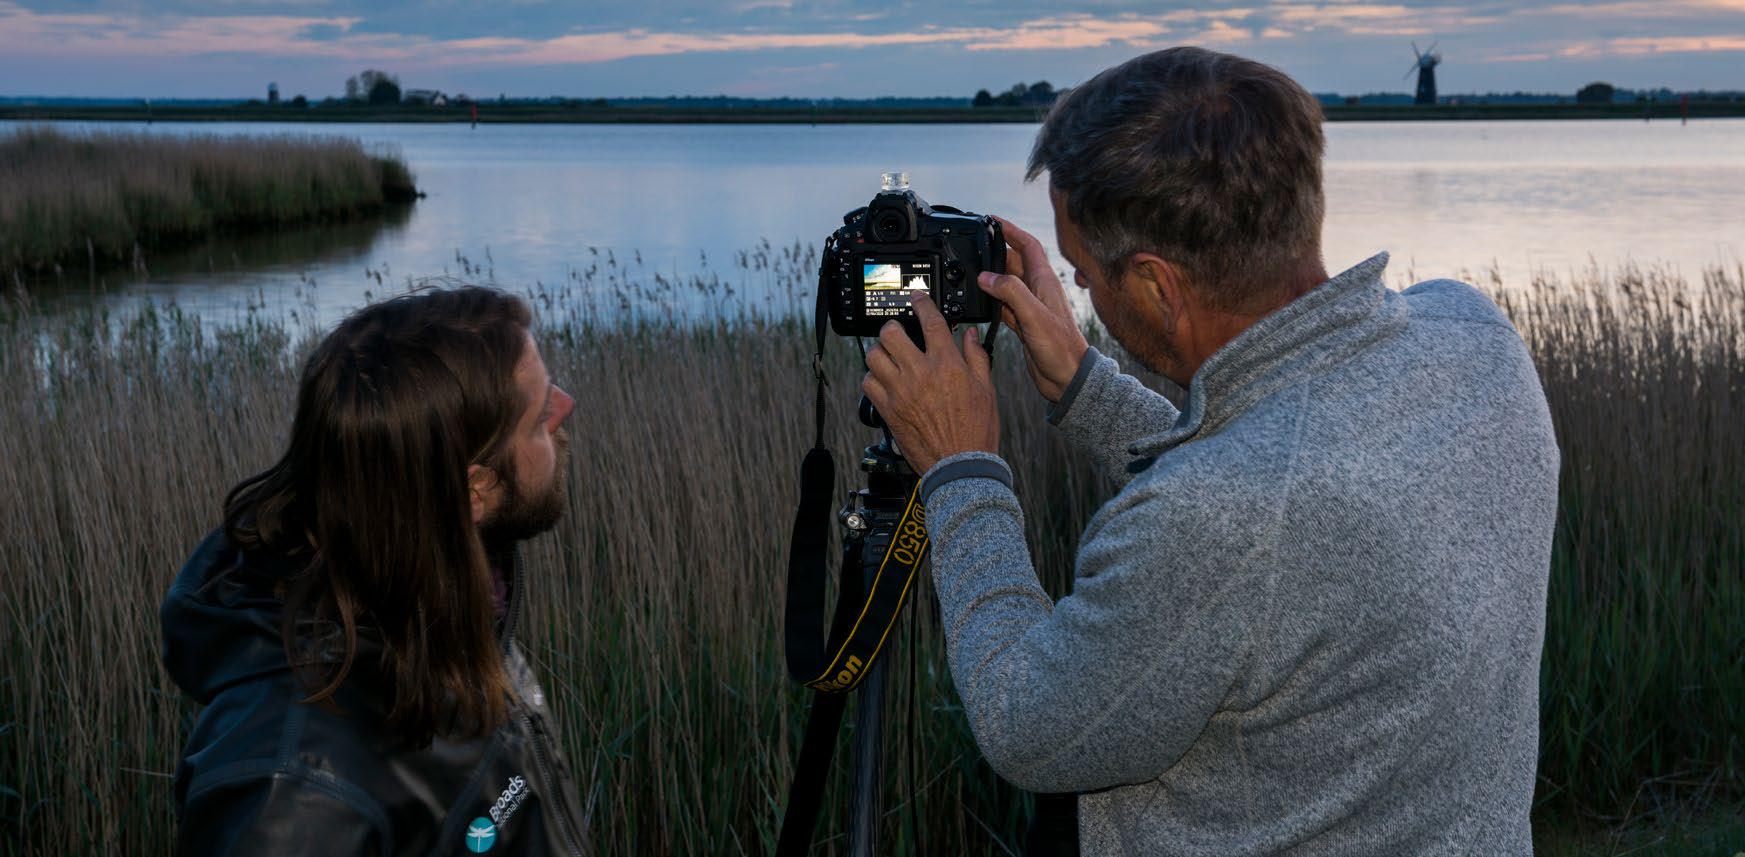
[4,102,1745,125]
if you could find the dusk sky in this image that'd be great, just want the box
[2,1,1742,100]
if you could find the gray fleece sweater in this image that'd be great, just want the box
[920,252,1559,855]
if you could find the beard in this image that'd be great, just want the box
[1114,313,1188,384]
[478,427,570,552]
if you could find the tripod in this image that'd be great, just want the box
[839,397,916,857]
[840,406,1078,857]
[781,312,1002,856]
[776,394,924,857]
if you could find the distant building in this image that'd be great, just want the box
[402,89,446,106]
[268,82,279,105]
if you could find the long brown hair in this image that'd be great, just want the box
[222,286,533,747]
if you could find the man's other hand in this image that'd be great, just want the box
[861,294,1000,475]
[981,216,1090,403]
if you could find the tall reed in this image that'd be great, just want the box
[0,126,416,276]
[0,248,1738,853]
[1496,265,1745,828]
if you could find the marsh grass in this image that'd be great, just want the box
[1498,265,1745,834]
[0,249,1739,853]
[0,126,417,277]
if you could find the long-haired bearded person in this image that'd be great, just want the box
[160,287,588,855]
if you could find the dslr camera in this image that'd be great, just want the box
[820,172,1005,338]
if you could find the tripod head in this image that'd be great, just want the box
[853,394,912,477]
[857,393,885,431]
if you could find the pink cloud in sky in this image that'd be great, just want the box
[1538,0,1745,15]
[446,15,1205,63]
[0,4,1243,68]
[0,6,1102,66]
[1559,34,1745,57]
[0,0,1739,81]
[1264,3,1498,37]
[0,2,388,61]
[1190,20,1258,46]
[960,16,1176,52]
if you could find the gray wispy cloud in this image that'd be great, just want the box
[1,0,1740,97]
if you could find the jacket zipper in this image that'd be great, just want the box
[499,543,523,650]
[501,545,584,857]
[523,710,583,857]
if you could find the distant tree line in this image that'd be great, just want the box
[345,70,402,105]
[214,73,1745,113]
[973,81,1061,108]
[1318,83,1745,107]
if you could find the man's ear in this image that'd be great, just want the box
[1125,253,1189,324]
[467,463,500,525]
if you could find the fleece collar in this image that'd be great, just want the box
[1129,252,1404,458]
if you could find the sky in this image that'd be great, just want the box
[1,1,1742,100]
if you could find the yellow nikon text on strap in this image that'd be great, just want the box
[800,488,929,694]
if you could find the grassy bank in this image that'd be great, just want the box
[0,126,417,277]
[5,100,1745,125]
[0,251,1741,853]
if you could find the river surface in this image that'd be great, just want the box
[9,118,1745,327]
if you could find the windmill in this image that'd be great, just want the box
[1404,41,1441,105]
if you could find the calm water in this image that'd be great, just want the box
[11,118,1745,326]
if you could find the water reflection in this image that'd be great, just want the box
[15,202,415,319]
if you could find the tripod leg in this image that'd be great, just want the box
[777,692,850,857]
[847,654,888,857]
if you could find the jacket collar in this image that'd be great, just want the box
[1129,252,1403,459]
[498,542,526,652]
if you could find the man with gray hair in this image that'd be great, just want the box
[859,47,1559,853]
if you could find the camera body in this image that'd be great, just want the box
[820,177,1004,338]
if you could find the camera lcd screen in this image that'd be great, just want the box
[862,260,933,318]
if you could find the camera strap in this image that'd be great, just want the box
[784,284,930,695]
[777,284,931,856]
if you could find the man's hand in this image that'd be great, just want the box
[981,216,1091,403]
[861,294,999,475]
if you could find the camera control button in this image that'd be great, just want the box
[944,261,964,282]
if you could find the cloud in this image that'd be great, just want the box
[4,0,1744,96]
[960,16,1176,52]
[1264,3,1498,37]
[298,21,351,41]
[0,4,1240,66]
[1190,19,1256,45]
[1537,0,1745,17]
[0,3,379,60]
[1487,51,1553,63]
[1557,34,1745,57]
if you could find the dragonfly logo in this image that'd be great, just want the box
[465,817,497,852]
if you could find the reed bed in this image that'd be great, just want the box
[0,248,1740,854]
[0,126,416,277]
